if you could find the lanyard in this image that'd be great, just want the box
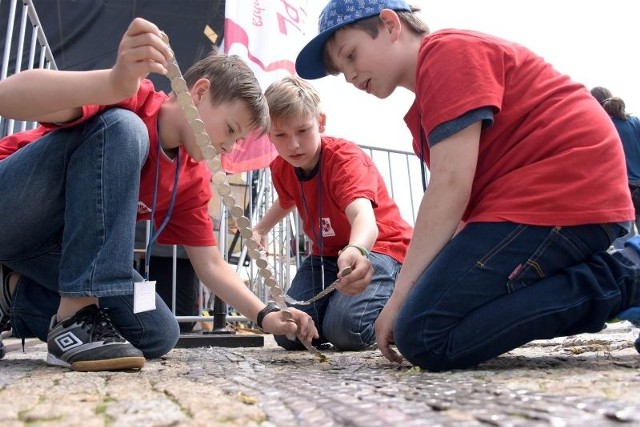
[299,150,325,288]
[144,125,181,280]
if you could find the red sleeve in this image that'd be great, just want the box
[415,31,505,138]
[322,137,379,211]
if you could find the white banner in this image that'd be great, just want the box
[225,0,309,84]
[222,0,310,173]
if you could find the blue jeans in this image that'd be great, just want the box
[0,109,179,358]
[275,252,400,351]
[394,222,638,371]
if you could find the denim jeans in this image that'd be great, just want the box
[394,222,639,372]
[275,252,400,351]
[0,109,179,358]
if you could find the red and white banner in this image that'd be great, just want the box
[222,0,310,173]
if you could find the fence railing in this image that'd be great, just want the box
[359,144,425,227]
[1,0,57,136]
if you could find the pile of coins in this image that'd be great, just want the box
[163,39,325,360]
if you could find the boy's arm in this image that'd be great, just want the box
[375,121,481,362]
[184,244,318,340]
[0,17,171,123]
[390,122,480,303]
[251,199,293,249]
[334,197,378,295]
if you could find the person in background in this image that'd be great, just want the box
[294,0,640,371]
[0,17,317,371]
[591,87,640,248]
[252,76,412,351]
[590,86,613,106]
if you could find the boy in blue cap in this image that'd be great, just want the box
[295,0,640,371]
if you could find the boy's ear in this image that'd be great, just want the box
[379,9,402,41]
[318,112,327,133]
[191,78,211,104]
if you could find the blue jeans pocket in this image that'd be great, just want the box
[505,227,561,293]
[504,225,607,293]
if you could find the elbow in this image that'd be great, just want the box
[371,223,379,243]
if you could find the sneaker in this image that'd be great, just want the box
[47,304,145,371]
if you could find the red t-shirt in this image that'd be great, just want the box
[270,136,412,262]
[0,80,215,246]
[404,29,633,225]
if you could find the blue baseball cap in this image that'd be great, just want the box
[295,0,412,80]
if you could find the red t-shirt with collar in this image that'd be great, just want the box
[0,80,215,246]
[270,135,412,262]
[404,29,633,225]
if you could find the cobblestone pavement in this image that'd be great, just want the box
[1,322,639,427]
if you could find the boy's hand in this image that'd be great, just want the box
[250,229,268,252]
[335,250,373,295]
[375,301,403,364]
[262,308,318,343]
[110,18,173,100]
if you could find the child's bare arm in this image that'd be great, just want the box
[252,199,294,250]
[0,18,171,123]
[376,122,480,362]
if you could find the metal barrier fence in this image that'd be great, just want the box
[1,0,56,136]
[0,0,425,332]
[359,144,425,227]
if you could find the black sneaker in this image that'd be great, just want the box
[47,304,145,371]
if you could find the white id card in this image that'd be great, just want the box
[133,280,156,313]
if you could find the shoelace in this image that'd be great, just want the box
[66,307,125,344]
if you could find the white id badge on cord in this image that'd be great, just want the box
[133,280,156,313]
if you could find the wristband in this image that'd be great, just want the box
[256,302,281,329]
[338,244,370,259]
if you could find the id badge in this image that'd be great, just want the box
[133,280,156,313]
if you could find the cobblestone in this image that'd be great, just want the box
[1,322,639,426]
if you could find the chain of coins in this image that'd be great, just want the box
[162,37,326,361]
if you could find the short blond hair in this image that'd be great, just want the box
[264,76,322,124]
